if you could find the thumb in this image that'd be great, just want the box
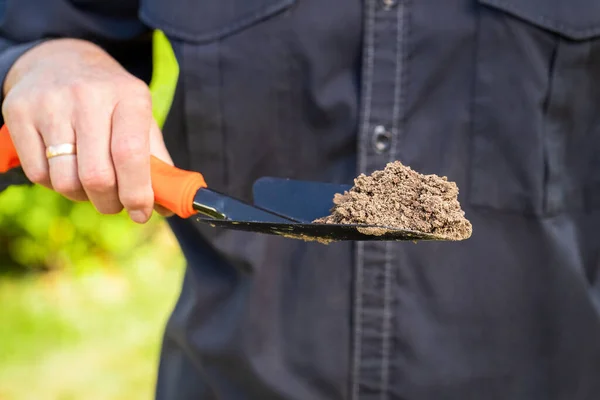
[149,119,173,165]
[149,120,175,217]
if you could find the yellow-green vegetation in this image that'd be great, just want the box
[0,31,183,399]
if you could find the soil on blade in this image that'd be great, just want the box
[313,161,472,241]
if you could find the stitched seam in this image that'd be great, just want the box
[216,41,229,189]
[352,0,377,398]
[541,39,560,214]
[380,241,393,400]
[382,2,406,397]
[466,4,483,209]
[352,243,364,400]
[139,0,295,43]
[481,0,600,38]
[381,4,406,398]
[391,2,405,164]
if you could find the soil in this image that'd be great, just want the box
[313,161,472,241]
[277,232,335,245]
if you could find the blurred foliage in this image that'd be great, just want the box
[0,224,185,400]
[0,30,180,275]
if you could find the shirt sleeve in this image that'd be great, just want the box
[0,0,153,189]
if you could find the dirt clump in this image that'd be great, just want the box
[313,161,472,241]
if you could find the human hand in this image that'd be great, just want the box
[2,38,173,223]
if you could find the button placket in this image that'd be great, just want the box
[352,0,406,399]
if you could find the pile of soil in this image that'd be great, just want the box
[313,161,472,240]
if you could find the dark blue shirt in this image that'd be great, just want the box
[2,1,600,399]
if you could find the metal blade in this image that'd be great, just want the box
[196,220,444,242]
[193,188,297,223]
[192,182,451,243]
[252,177,352,222]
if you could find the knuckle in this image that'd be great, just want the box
[64,191,88,202]
[111,137,147,160]
[127,78,150,95]
[79,167,115,192]
[39,90,64,111]
[124,81,151,106]
[120,190,152,211]
[52,178,83,196]
[70,80,108,103]
[25,167,49,186]
[69,80,93,98]
[2,94,29,119]
[95,203,123,215]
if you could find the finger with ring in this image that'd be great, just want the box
[46,143,77,159]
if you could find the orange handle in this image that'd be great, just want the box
[0,124,20,173]
[0,124,207,219]
[150,155,206,218]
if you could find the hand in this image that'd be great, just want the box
[2,38,173,223]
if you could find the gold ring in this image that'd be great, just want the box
[46,143,76,160]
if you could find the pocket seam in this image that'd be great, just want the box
[469,2,550,216]
[479,0,600,40]
[139,0,295,43]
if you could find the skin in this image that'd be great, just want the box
[2,38,173,223]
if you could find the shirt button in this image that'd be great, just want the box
[382,0,397,9]
[372,125,392,153]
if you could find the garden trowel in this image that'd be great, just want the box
[0,124,447,242]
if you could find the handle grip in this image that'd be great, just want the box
[149,156,206,218]
[0,124,206,219]
[0,125,20,173]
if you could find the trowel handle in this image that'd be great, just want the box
[0,125,20,173]
[0,124,207,219]
[149,156,207,218]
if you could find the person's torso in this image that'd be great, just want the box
[141,1,600,399]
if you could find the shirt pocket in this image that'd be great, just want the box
[470,0,600,216]
[139,0,295,44]
[138,0,296,194]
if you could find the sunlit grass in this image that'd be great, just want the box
[0,224,185,400]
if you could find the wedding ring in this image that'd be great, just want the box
[46,143,77,160]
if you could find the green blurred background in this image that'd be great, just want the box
[0,31,185,400]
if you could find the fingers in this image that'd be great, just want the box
[110,83,154,223]
[37,99,87,202]
[149,120,174,217]
[2,51,174,223]
[149,119,173,165]
[2,95,50,189]
[75,86,122,214]
[47,133,87,202]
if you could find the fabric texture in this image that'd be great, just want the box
[1,1,600,399]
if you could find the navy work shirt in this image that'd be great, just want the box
[1,1,600,399]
